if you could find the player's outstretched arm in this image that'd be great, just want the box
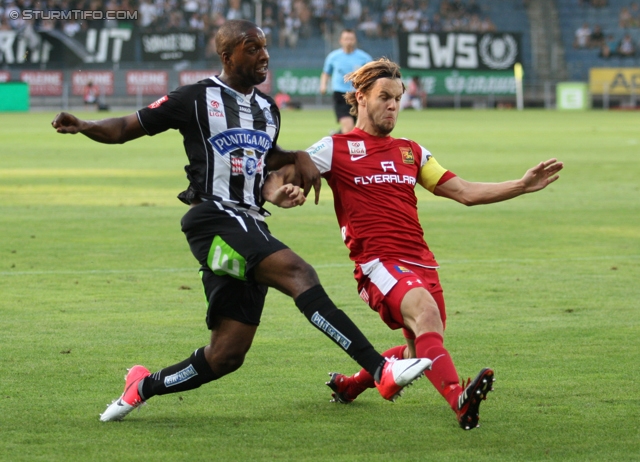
[434,158,563,206]
[263,165,306,208]
[51,112,147,144]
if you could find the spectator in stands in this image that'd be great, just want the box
[619,6,633,28]
[381,3,398,38]
[468,13,482,32]
[210,0,225,17]
[261,5,277,45]
[344,0,363,29]
[279,9,301,48]
[183,0,199,15]
[62,18,82,36]
[4,0,21,29]
[358,8,381,38]
[120,0,138,29]
[589,24,605,49]
[466,0,482,16]
[310,0,326,33]
[439,0,452,18]
[418,15,432,32]
[167,10,187,30]
[83,81,99,107]
[104,0,120,29]
[321,1,341,36]
[293,0,312,38]
[430,13,443,31]
[398,2,421,33]
[139,0,159,29]
[574,22,591,48]
[630,2,640,27]
[450,0,466,19]
[480,15,495,32]
[618,33,636,56]
[210,10,226,28]
[226,0,244,20]
[189,12,205,31]
[600,34,617,58]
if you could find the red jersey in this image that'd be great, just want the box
[307,127,454,267]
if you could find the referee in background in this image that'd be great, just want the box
[320,29,372,134]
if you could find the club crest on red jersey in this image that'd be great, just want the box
[400,147,414,164]
[148,95,168,109]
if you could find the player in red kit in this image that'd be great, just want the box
[263,58,563,430]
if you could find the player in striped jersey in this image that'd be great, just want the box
[52,21,430,422]
[264,58,563,429]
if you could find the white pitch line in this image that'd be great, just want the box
[1,255,638,277]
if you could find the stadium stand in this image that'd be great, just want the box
[0,0,531,71]
[557,0,640,80]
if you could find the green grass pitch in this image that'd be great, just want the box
[1,108,639,461]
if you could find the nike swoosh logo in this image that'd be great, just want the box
[350,154,366,161]
[401,359,421,373]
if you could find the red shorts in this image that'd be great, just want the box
[354,259,446,340]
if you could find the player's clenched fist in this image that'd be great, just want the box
[51,112,83,134]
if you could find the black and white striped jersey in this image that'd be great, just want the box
[137,76,281,218]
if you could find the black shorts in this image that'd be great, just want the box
[333,92,356,121]
[181,201,289,327]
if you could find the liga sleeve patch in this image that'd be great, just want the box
[418,156,450,192]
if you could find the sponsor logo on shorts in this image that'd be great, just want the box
[400,147,414,164]
[311,312,352,350]
[394,265,413,274]
[359,288,369,303]
[164,364,198,387]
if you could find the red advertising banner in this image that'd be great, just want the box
[126,71,168,95]
[71,71,114,96]
[20,71,63,96]
[0,71,10,82]
[179,70,217,86]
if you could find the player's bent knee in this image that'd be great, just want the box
[213,352,246,376]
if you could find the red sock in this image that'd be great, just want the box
[351,344,407,388]
[415,332,462,410]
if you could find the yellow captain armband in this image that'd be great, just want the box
[417,156,449,193]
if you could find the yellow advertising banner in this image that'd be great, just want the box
[589,68,640,95]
